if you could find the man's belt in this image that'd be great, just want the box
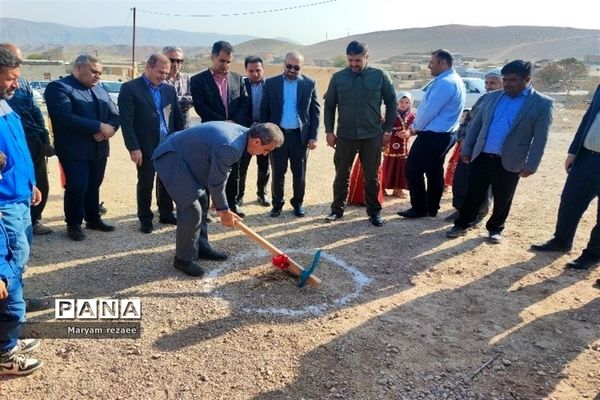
[279,127,300,134]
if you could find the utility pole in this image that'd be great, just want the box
[131,7,136,79]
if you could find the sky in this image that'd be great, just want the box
[1,0,598,45]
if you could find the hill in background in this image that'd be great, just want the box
[1,19,598,64]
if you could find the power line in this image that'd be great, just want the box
[137,0,337,18]
[112,8,133,44]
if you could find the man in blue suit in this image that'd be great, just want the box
[531,85,600,270]
[153,121,283,277]
[260,51,320,218]
[446,60,553,243]
[45,55,120,241]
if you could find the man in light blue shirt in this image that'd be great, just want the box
[260,51,320,218]
[399,49,466,219]
[446,60,553,243]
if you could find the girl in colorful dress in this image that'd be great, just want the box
[381,92,415,198]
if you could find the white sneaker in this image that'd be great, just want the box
[0,353,44,375]
[488,231,503,244]
[16,339,40,354]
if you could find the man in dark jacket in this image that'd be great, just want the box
[190,41,249,218]
[45,54,119,241]
[531,85,600,270]
[119,53,184,234]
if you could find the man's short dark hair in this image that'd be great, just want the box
[346,41,368,56]
[147,53,169,68]
[212,41,234,57]
[501,60,532,79]
[248,123,284,146]
[0,47,21,70]
[432,49,453,67]
[244,55,263,69]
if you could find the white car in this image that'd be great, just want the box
[100,81,123,108]
[405,77,486,109]
[30,80,51,96]
[31,88,44,105]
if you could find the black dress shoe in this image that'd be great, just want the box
[368,214,384,227]
[159,214,177,225]
[270,208,282,218]
[198,247,228,261]
[530,239,571,253]
[67,225,86,241]
[397,208,427,218]
[566,254,599,270]
[231,205,246,218]
[293,206,306,217]
[86,219,115,232]
[140,221,153,234]
[257,195,271,207]
[173,258,205,277]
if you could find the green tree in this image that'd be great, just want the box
[26,53,44,60]
[557,58,588,95]
[331,54,346,68]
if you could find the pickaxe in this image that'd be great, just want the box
[235,221,321,288]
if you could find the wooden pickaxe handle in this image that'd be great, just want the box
[235,221,321,287]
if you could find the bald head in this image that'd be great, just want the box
[0,43,23,61]
[283,51,304,80]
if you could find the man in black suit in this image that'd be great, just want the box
[119,53,184,234]
[45,54,119,241]
[531,85,600,270]
[190,41,250,217]
[238,55,271,207]
[260,51,320,218]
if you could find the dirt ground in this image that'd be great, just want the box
[0,101,598,399]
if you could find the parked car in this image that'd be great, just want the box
[30,80,51,96]
[405,77,486,109]
[31,88,44,106]
[100,81,123,108]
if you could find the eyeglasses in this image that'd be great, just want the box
[169,58,184,64]
[285,64,301,71]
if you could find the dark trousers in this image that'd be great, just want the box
[175,191,211,262]
[406,131,456,215]
[137,156,174,223]
[270,130,308,209]
[26,137,49,224]
[554,148,600,258]
[238,152,270,202]
[452,156,491,219]
[60,158,107,226]
[455,154,520,233]
[225,161,242,208]
[331,135,382,217]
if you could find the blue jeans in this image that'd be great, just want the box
[0,201,32,273]
[0,222,26,354]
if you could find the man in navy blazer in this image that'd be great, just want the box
[446,60,553,243]
[119,53,184,234]
[260,51,320,218]
[45,55,119,241]
[531,85,600,270]
[238,56,271,207]
[190,41,250,217]
[153,122,283,277]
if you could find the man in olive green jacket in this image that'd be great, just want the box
[324,40,397,227]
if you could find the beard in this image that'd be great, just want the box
[0,88,15,100]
